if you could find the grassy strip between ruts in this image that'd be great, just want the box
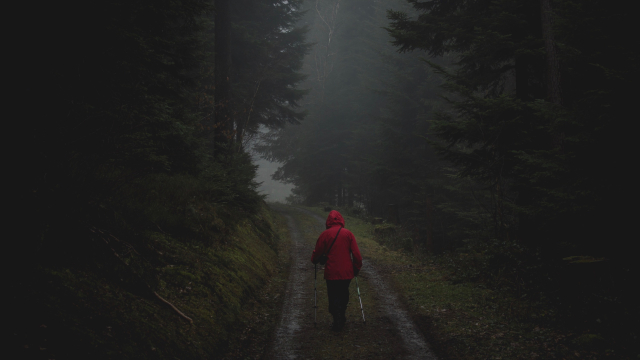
[298,206,627,360]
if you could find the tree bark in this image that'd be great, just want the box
[540,0,562,105]
[540,0,565,151]
[214,0,233,155]
[425,196,433,253]
[387,204,399,225]
[514,56,530,101]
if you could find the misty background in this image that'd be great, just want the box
[253,156,292,202]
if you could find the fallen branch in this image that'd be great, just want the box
[90,227,194,324]
[154,291,193,323]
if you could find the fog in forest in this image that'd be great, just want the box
[253,156,292,202]
[15,0,638,359]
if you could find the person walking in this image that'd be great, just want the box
[311,210,363,331]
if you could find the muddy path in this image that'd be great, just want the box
[267,205,436,360]
[269,207,321,358]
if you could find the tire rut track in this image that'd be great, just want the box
[269,206,436,359]
[269,210,320,359]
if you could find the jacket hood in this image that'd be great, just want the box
[326,210,345,229]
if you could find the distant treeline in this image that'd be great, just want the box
[259,0,637,258]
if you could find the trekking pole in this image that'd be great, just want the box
[314,263,318,327]
[355,276,366,324]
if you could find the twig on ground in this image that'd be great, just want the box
[90,227,194,324]
[154,291,193,323]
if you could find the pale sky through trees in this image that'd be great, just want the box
[254,156,293,202]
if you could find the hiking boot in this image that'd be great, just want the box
[330,314,345,331]
[330,314,346,331]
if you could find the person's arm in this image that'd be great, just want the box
[311,235,326,264]
[350,234,363,275]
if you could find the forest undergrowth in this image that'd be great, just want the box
[302,205,638,360]
[12,173,290,360]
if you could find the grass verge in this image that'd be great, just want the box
[297,205,635,360]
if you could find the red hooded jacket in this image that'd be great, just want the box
[311,210,363,280]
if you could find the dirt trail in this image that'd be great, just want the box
[267,206,436,360]
[363,262,435,360]
[270,210,322,358]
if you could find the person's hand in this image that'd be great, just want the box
[353,267,360,277]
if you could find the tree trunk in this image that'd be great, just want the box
[514,56,530,101]
[235,116,243,152]
[425,196,433,253]
[540,0,562,105]
[541,0,564,150]
[346,186,353,208]
[387,204,399,225]
[214,0,232,155]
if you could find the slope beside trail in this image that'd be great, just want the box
[267,205,436,360]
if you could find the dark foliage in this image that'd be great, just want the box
[12,0,309,357]
[385,0,639,354]
[388,0,638,255]
[18,0,309,255]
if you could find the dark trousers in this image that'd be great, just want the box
[326,279,351,321]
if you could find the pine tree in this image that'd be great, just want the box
[387,0,639,253]
[21,0,312,252]
[230,0,310,149]
[214,0,233,154]
[258,0,391,207]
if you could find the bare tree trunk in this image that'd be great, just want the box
[214,0,233,155]
[387,204,399,225]
[541,0,562,105]
[493,177,506,241]
[514,56,530,101]
[235,118,243,151]
[541,0,564,151]
[313,0,341,103]
[425,196,433,253]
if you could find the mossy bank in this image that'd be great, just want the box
[11,202,290,360]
